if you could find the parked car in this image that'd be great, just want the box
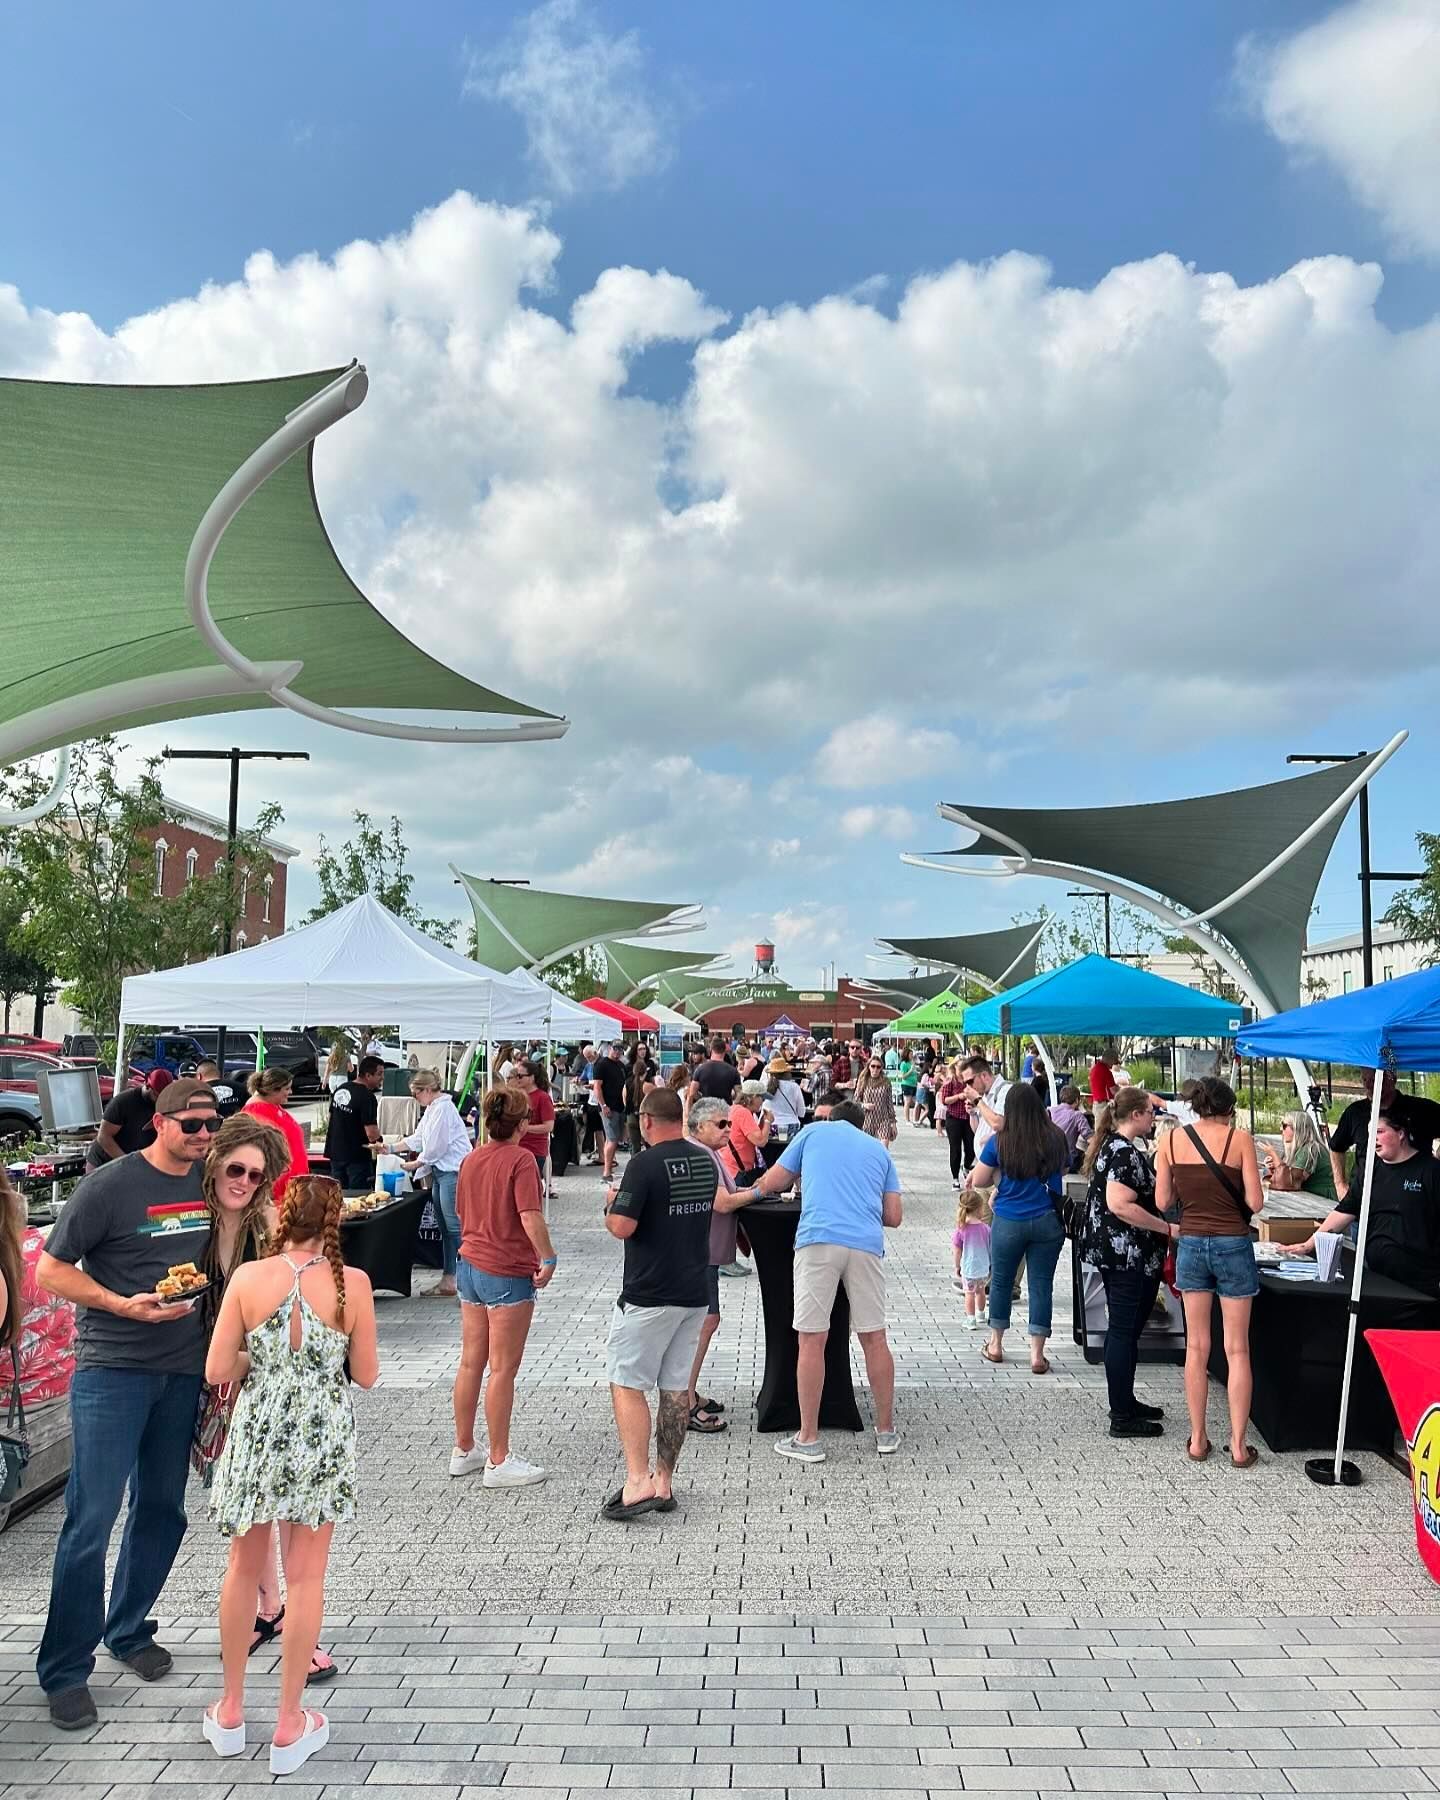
[0,1033,65,1055]
[0,1051,115,1107]
[128,1029,323,1097]
[0,1087,43,1144]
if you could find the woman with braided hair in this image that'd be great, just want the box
[203,1176,378,1776]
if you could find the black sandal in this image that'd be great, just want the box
[688,1403,727,1433]
[601,1487,659,1521]
[695,1396,725,1414]
[247,1608,283,1657]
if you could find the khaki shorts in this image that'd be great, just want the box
[793,1242,887,1334]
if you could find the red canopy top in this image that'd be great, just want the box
[582,996,659,1032]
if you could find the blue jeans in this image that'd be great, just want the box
[988,1211,1065,1336]
[431,1168,461,1277]
[37,1367,202,1696]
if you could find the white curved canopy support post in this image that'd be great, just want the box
[186,363,569,748]
[901,849,1311,1101]
[0,744,71,827]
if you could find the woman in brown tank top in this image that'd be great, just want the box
[1155,1076,1264,1467]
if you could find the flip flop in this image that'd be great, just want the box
[601,1488,660,1521]
[654,1495,678,1513]
[688,1404,727,1433]
[306,1651,339,1685]
[1030,1358,1051,1375]
[1230,1445,1260,1469]
[269,1709,329,1777]
[1186,1438,1212,1462]
[980,1346,1005,1365]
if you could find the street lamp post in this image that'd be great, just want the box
[1285,753,1422,988]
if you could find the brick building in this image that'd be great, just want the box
[691,977,898,1043]
[140,797,296,948]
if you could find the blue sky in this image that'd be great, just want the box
[3,0,1438,986]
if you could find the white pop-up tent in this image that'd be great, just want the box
[644,999,703,1036]
[117,895,545,1073]
[487,971,609,1042]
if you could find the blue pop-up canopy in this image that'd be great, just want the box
[1236,964,1440,1070]
[963,953,1247,1038]
[1234,965,1440,1489]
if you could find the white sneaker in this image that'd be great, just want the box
[483,1454,548,1488]
[448,1444,488,1478]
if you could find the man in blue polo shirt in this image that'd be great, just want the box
[758,1099,903,1463]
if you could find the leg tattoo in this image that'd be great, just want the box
[655,1389,689,1473]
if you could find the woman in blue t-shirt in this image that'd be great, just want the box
[968,1082,1069,1373]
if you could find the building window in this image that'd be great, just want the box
[236,930,248,949]
[214,857,224,877]
[261,934,270,945]
[240,870,250,916]
[153,839,169,896]
[1342,970,1354,994]
[1383,964,1394,982]
[184,847,198,883]
[262,873,273,924]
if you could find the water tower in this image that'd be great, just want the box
[754,940,776,979]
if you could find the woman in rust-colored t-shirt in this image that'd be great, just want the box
[450,1086,559,1488]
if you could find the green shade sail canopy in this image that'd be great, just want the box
[453,869,702,975]
[859,971,965,1009]
[875,924,1042,992]
[0,367,562,764]
[875,990,970,1038]
[603,941,728,1005]
[911,743,1403,1016]
[652,970,745,1013]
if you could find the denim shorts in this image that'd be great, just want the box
[457,1259,535,1308]
[1175,1234,1259,1300]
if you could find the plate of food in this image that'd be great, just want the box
[156,1262,210,1304]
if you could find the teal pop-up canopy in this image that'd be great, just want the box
[963,954,1247,1038]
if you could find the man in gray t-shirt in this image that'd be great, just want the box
[35,1079,220,1729]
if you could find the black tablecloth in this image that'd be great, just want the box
[339,1190,427,1297]
[743,1200,863,1433]
[552,1109,578,1178]
[1209,1268,1440,1453]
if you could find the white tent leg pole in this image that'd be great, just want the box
[1330,1071,1386,1483]
[1034,1036,1057,1103]
[115,1021,128,1095]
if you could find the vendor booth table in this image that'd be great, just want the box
[551,1107,578,1177]
[1208,1268,1440,1455]
[339,1190,428,1297]
[743,1199,863,1433]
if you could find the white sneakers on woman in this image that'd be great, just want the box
[483,1454,547,1488]
[449,1443,488,1478]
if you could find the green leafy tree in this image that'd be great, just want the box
[1014,898,1162,972]
[8,738,283,1039]
[1383,831,1440,966]
[544,946,605,1001]
[305,811,458,946]
[0,875,52,1030]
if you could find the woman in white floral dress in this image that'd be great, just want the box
[203,1176,378,1776]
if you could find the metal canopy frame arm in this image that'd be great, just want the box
[186,363,569,748]
[0,745,69,828]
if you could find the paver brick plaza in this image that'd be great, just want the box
[3,1123,1438,1794]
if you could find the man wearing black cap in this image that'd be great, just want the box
[35,1079,220,1731]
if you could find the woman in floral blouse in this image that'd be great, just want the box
[1080,1087,1177,1440]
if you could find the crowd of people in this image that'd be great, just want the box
[6,1022,1440,1770]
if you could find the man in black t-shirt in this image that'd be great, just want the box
[1329,1071,1440,1200]
[601,1088,717,1521]
[325,1055,385,1186]
[194,1061,244,1120]
[689,1035,741,1108]
[84,1070,170,1169]
[1295,1101,1440,1293]
[591,1043,629,1182]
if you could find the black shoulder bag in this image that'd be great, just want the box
[1182,1126,1253,1229]
[1,1346,29,1504]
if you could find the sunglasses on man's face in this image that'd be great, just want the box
[223,1161,265,1185]
[172,1115,219,1135]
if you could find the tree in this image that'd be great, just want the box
[306,811,458,946]
[544,946,605,1001]
[0,874,51,1030]
[8,738,283,1038]
[1015,898,1163,972]
[1383,831,1440,967]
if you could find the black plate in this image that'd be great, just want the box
[156,1280,209,1305]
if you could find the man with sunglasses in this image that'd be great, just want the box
[36,1079,220,1730]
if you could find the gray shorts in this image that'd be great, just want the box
[606,1302,706,1392]
[602,1109,626,1145]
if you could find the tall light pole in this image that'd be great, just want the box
[1286,752,1422,988]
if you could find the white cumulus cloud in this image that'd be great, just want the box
[814,717,960,789]
[1239,0,1440,259]
[464,0,674,198]
[838,805,918,841]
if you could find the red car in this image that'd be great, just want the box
[0,1049,115,1104]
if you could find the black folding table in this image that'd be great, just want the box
[339,1190,427,1297]
[742,1199,864,1433]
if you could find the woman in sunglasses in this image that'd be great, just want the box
[198,1121,341,1688]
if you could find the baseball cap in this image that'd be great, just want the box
[154,1078,218,1117]
[144,1067,175,1095]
